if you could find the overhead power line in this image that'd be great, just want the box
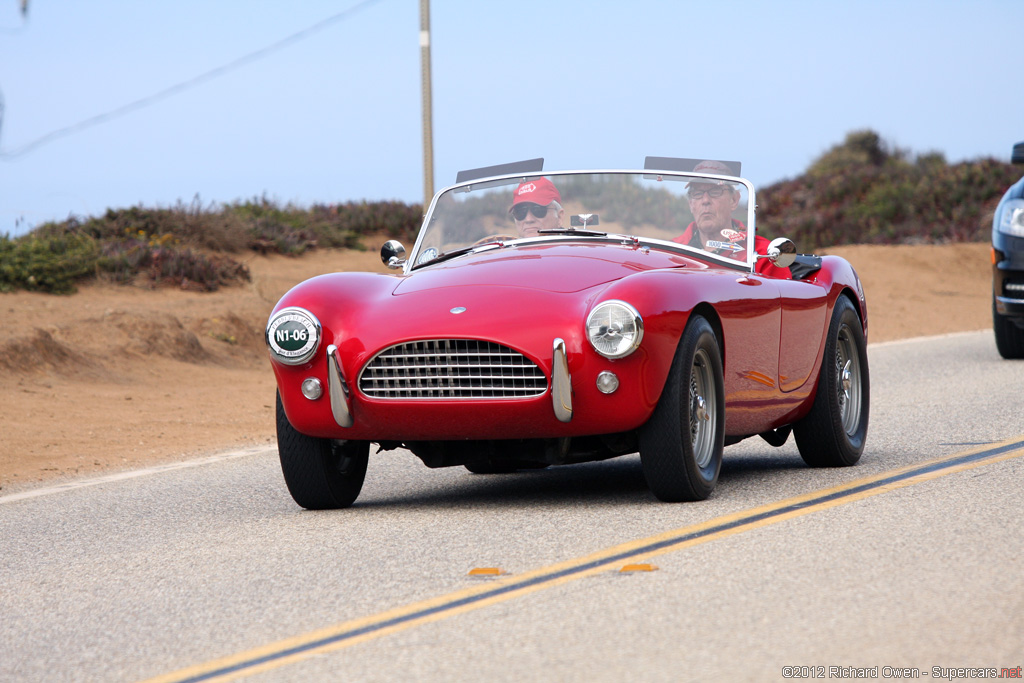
[0,0,384,160]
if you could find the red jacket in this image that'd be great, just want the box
[672,220,791,279]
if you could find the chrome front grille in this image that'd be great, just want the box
[358,339,548,399]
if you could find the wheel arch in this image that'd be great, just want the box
[691,301,725,366]
[839,286,866,328]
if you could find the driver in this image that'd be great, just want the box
[673,161,790,278]
[509,177,565,237]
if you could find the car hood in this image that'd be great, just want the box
[394,242,695,295]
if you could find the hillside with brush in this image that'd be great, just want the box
[1,129,1018,294]
[757,130,1018,251]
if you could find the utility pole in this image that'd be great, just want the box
[419,0,434,209]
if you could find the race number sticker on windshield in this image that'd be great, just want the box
[706,241,744,253]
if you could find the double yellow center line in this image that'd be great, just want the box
[145,437,1024,683]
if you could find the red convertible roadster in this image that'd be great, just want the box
[267,158,869,508]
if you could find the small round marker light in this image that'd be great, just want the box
[596,371,620,394]
[301,377,323,400]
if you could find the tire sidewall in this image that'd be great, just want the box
[993,295,1024,359]
[685,322,725,489]
[640,315,725,501]
[276,392,369,509]
[821,297,869,462]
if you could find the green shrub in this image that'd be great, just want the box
[758,130,1018,250]
[96,239,250,290]
[7,195,424,294]
[0,232,99,293]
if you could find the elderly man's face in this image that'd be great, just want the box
[687,184,740,240]
[513,202,563,237]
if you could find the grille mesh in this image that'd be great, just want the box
[359,339,548,399]
[1003,278,1024,298]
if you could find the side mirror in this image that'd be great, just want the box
[763,237,797,269]
[1012,141,1024,165]
[380,240,407,270]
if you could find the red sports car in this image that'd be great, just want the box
[267,158,869,508]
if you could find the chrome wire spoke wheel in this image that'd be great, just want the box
[836,326,862,435]
[689,348,717,469]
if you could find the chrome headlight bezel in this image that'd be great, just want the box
[266,306,322,366]
[586,300,644,359]
[997,198,1024,238]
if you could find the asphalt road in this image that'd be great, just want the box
[2,330,1022,682]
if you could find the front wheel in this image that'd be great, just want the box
[276,393,369,509]
[639,315,725,502]
[993,295,1024,359]
[794,296,869,467]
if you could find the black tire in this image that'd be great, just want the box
[639,315,725,502]
[993,295,1024,359]
[276,393,369,509]
[794,296,869,467]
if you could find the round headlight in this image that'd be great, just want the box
[266,307,321,365]
[586,300,643,359]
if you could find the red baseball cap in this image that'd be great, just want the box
[511,177,562,208]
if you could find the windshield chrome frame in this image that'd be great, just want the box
[407,169,757,275]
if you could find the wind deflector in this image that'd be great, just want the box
[644,156,741,176]
[456,158,544,183]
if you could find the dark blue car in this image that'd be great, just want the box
[992,142,1024,358]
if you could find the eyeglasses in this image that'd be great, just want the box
[687,187,729,200]
[511,203,551,221]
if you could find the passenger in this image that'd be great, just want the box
[673,161,791,278]
[509,177,565,237]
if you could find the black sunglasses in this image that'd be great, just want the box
[511,203,551,221]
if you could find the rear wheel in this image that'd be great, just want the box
[276,393,369,509]
[639,315,724,502]
[993,295,1024,359]
[794,296,869,467]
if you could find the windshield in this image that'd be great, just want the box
[409,170,755,271]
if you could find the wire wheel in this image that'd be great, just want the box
[836,326,863,436]
[689,348,718,470]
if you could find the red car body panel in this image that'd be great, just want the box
[271,242,866,442]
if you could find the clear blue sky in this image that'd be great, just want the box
[1,0,1022,236]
